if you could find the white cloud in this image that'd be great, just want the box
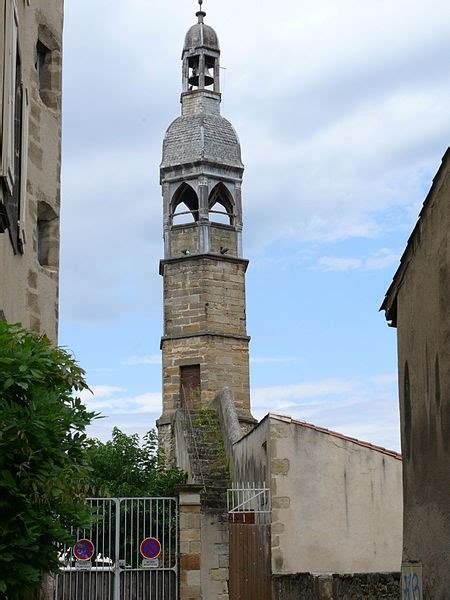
[122,355,162,366]
[364,249,400,271]
[80,385,161,415]
[251,373,400,450]
[316,248,400,272]
[79,386,123,403]
[250,356,303,364]
[317,257,363,272]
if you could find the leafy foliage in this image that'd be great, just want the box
[85,427,186,498]
[0,322,98,598]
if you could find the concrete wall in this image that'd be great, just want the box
[233,414,403,575]
[389,154,450,599]
[0,0,63,343]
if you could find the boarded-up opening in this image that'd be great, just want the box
[180,364,201,409]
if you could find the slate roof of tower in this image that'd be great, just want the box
[161,113,244,169]
[184,21,219,52]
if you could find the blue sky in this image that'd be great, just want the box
[59,0,450,451]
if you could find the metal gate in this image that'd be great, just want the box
[55,497,178,600]
[228,484,272,600]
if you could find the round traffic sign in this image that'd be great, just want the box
[73,539,95,561]
[140,537,161,560]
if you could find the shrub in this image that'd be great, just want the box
[0,322,97,598]
[85,427,186,498]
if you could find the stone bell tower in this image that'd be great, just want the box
[157,3,255,459]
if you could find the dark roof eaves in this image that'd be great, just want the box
[380,147,450,322]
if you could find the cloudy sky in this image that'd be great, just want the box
[59,0,450,451]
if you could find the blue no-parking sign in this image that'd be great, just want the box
[140,537,161,559]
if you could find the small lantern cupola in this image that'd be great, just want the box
[182,0,220,93]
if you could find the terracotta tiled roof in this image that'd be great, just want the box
[268,413,402,461]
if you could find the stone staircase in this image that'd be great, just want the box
[181,405,230,511]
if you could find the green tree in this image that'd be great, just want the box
[85,427,186,498]
[0,322,98,599]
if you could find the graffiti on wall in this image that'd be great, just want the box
[402,563,422,600]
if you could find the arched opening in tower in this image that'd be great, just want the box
[171,183,199,224]
[209,183,234,225]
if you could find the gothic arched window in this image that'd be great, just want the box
[208,183,234,225]
[171,183,199,224]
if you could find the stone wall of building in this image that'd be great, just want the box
[201,513,229,600]
[209,223,238,255]
[162,257,248,337]
[162,334,250,416]
[170,224,199,257]
[272,573,400,600]
[0,0,63,343]
[382,149,450,599]
[179,486,202,600]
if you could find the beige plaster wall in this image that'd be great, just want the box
[233,415,403,576]
[232,416,269,485]
[394,161,450,599]
[268,416,403,575]
[0,0,63,342]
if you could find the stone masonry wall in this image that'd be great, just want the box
[181,90,221,117]
[162,335,250,416]
[201,514,229,600]
[272,573,401,600]
[209,224,238,256]
[170,224,199,257]
[179,487,202,600]
[0,0,63,343]
[163,257,247,337]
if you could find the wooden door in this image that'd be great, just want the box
[180,364,201,409]
[229,522,271,600]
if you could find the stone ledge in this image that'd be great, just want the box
[160,331,251,349]
[160,253,249,275]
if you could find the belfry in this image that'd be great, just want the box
[157,3,255,460]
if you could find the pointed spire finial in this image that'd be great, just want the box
[196,0,206,23]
